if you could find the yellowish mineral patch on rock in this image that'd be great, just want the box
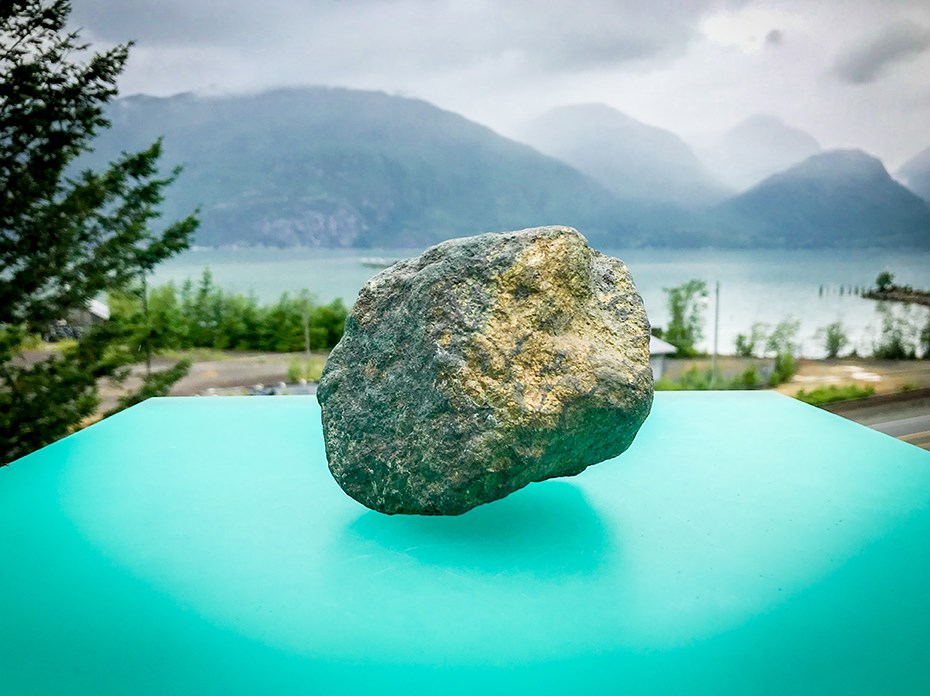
[455,229,647,428]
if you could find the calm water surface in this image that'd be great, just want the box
[152,246,930,358]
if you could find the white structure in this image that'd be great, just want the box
[649,336,677,380]
[87,299,110,322]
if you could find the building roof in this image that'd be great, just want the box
[87,299,110,321]
[649,336,677,356]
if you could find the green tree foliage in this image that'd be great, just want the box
[875,271,895,291]
[921,314,930,360]
[106,358,192,415]
[765,317,800,385]
[109,270,348,354]
[873,302,920,359]
[0,1,198,464]
[814,321,850,359]
[765,317,800,355]
[662,279,707,357]
[734,322,769,357]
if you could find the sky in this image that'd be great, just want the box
[70,0,930,169]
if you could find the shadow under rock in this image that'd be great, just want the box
[345,480,612,579]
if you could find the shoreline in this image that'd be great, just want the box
[862,287,930,307]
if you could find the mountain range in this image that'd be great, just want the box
[78,87,930,249]
[82,89,620,248]
[700,114,822,191]
[899,146,930,204]
[708,150,930,248]
[518,104,727,207]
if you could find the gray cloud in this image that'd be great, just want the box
[70,0,728,80]
[832,21,930,84]
[64,0,930,168]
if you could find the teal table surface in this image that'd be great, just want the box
[2,392,930,695]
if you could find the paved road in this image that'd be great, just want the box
[827,390,930,451]
[866,411,930,450]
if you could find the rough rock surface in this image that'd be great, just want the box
[318,226,653,515]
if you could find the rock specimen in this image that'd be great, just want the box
[318,226,653,515]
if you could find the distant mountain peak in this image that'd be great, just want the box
[901,144,930,173]
[759,148,889,186]
[711,147,930,248]
[538,103,647,130]
[738,113,788,127]
[729,114,819,142]
[517,103,728,207]
[899,144,930,203]
[699,114,821,191]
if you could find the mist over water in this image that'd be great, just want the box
[152,246,930,359]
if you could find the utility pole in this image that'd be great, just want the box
[711,280,720,388]
[142,272,151,375]
[303,305,310,358]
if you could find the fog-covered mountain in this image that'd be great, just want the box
[707,150,930,248]
[899,145,930,203]
[79,89,930,249]
[79,88,625,248]
[700,115,821,191]
[516,104,728,207]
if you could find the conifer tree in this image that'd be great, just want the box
[0,0,198,463]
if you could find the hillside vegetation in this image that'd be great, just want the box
[80,88,930,250]
[708,150,930,248]
[81,88,622,248]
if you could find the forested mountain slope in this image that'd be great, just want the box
[81,88,624,248]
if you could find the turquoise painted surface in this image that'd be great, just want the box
[2,393,929,694]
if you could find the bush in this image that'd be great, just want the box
[873,302,920,359]
[734,323,768,358]
[287,358,325,383]
[921,314,930,359]
[794,384,875,406]
[654,368,714,391]
[769,353,797,386]
[729,366,762,389]
[815,321,850,359]
[759,317,800,386]
[655,365,762,391]
[654,377,681,391]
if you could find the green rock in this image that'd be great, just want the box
[318,226,654,515]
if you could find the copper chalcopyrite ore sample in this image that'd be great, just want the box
[318,226,654,515]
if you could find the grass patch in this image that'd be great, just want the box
[158,348,255,362]
[287,356,327,382]
[655,366,764,391]
[794,384,876,406]
[33,338,78,353]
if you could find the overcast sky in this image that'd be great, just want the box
[71,0,930,169]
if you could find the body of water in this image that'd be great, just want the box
[151,246,930,359]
